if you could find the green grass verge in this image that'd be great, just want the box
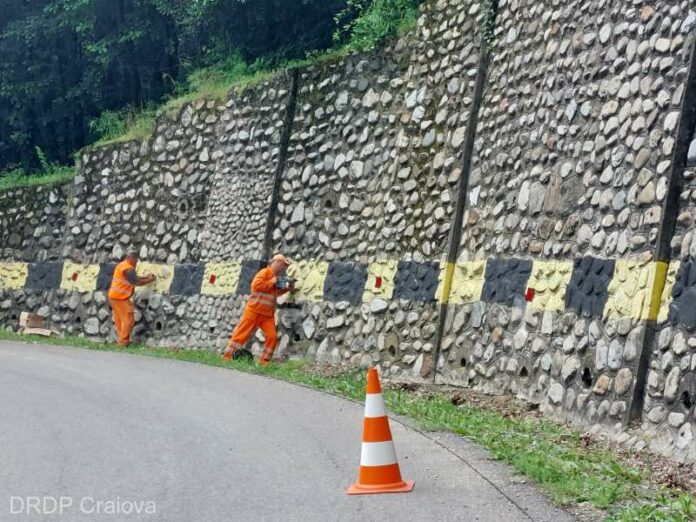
[0,328,693,521]
[161,58,279,114]
[90,106,158,148]
[0,164,75,191]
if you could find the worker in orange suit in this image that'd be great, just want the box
[223,254,293,365]
[108,249,156,347]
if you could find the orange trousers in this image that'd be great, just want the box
[228,309,277,362]
[110,298,135,347]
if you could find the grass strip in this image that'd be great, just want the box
[0,165,74,191]
[0,329,693,521]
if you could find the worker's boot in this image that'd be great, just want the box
[222,345,237,360]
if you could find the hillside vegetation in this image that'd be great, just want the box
[0,0,420,188]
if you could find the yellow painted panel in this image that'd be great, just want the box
[526,260,573,312]
[135,262,174,294]
[201,262,242,296]
[287,260,328,303]
[604,261,665,321]
[435,261,452,304]
[0,262,28,289]
[442,261,487,305]
[657,261,679,323]
[60,262,99,292]
[363,260,398,302]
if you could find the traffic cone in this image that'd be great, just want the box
[347,367,415,495]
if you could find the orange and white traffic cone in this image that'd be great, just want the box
[347,367,415,495]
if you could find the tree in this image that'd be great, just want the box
[0,0,348,173]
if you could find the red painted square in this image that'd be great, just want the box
[71,272,79,281]
[209,274,217,285]
[525,288,535,302]
[375,276,382,289]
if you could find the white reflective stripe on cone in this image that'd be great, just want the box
[364,393,387,418]
[360,441,398,467]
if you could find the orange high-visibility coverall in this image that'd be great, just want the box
[108,260,136,347]
[228,267,289,362]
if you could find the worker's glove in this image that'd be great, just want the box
[276,276,296,291]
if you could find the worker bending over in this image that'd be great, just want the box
[223,254,293,365]
[108,249,156,347]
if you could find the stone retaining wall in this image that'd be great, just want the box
[3,0,696,461]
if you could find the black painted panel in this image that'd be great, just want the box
[170,264,204,296]
[565,256,615,317]
[481,258,532,306]
[393,261,439,302]
[25,262,63,290]
[323,262,368,306]
[237,260,266,295]
[96,263,116,292]
[669,261,696,330]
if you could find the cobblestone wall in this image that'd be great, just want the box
[0,183,69,262]
[440,0,696,442]
[3,0,696,462]
[646,160,696,461]
[269,0,484,376]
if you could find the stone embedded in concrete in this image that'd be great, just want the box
[393,261,439,302]
[25,262,63,290]
[323,262,368,306]
[170,264,205,296]
[481,258,532,307]
[565,257,615,318]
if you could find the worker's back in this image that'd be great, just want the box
[246,267,278,316]
[108,259,135,300]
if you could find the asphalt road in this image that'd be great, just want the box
[0,341,574,522]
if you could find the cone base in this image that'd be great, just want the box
[346,480,414,495]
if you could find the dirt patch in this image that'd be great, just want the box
[386,380,543,420]
[302,361,361,378]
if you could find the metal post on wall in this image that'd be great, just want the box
[629,35,696,421]
[430,1,499,383]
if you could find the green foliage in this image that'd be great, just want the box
[0,0,179,170]
[35,147,51,173]
[89,105,157,146]
[333,0,420,51]
[1,0,346,173]
[88,111,127,143]
[1,0,427,176]
[0,163,74,191]
[163,51,276,111]
[0,146,73,190]
[607,494,695,522]
[481,0,497,47]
